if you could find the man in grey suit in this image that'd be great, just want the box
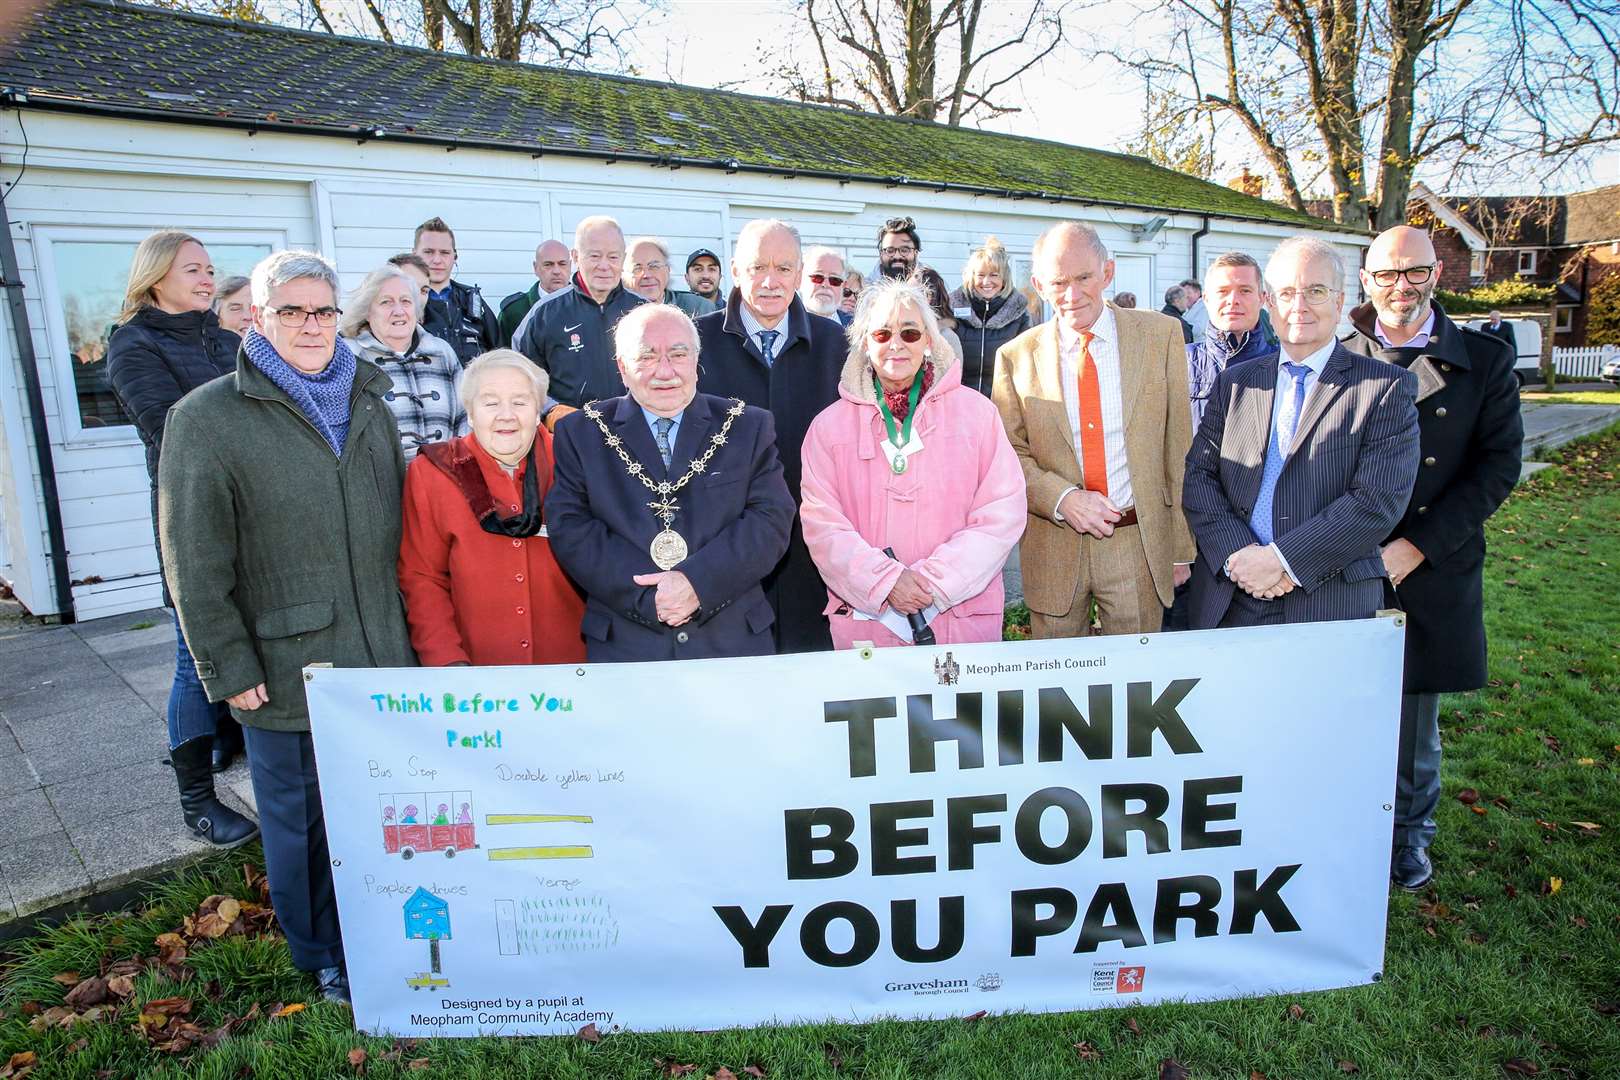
[1183,236,1420,628]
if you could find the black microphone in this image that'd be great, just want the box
[882,547,936,646]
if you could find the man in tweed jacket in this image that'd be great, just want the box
[1182,236,1420,628]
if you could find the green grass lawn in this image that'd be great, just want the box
[1521,389,1620,406]
[4,431,1619,1079]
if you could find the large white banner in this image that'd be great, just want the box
[306,619,1404,1038]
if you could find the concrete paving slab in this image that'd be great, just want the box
[0,787,68,846]
[0,639,102,688]
[0,829,93,917]
[1520,402,1620,457]
[9,698,166,753]
[24,721,167,785]
[0,625,77,656]
[84,621,174,658]
[69,812,217,893]
[71,608,168,640]
[45,757,179,831]
[0,679,146,724]
[0,759,44,799]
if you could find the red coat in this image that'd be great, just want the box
[399,432,586,666]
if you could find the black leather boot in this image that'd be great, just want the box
[212,715,244,772]
[172,738,259,846]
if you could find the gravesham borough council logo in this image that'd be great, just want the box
[934,651,959,686]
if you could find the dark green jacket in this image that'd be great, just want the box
[158,350,416,731]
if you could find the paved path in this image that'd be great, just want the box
[0,399,1613,934]
[0,610,253,933]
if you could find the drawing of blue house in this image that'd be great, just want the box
[403,887,451,941]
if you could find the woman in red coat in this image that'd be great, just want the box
[399,349,586,666]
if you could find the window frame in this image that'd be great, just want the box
[1517,249,1538,275]
[33,225,286,446]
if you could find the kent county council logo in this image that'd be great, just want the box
[934,651,960,686]
[975,972,1002,992]
[1090,964,1146,994]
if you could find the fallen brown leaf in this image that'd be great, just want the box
[1337,1060,1359,1073]
[656,1059,699,1078]
[1286,1002,1306,1021]
[1073,1040,1101,1061]
[0,1051,36,1079]
[406,1060,431,1072]
[1159,1059,1190,1080]
[348,1047,367,1073]
[64,977,111,1009]
[742,1067,766,1078]
[106,975,135,999]
[962,1009,987,1022]
[1456,788,1480,805]
[577,1021,602,1043]
[1570,821,1602,835]
[1471,805,1488,815]
[50,972,80,986]
[1126,1017,1143,1036]
[271,1002,305,1019]
[1250,1072,1269,1080]
[711,1069,738,1080]
[1503,1060,1540,1075]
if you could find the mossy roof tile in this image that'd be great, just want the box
[1,0,1358,233]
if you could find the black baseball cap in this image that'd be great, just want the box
[686,248,720,269]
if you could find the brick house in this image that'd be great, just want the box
[1407,182,1620,346]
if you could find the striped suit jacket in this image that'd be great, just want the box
[1182,342,1420,628]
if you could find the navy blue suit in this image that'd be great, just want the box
[545,393,795,661]
[1183,342,1420,628]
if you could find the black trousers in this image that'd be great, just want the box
[242,726,343,971]
[1393,691,1442,849]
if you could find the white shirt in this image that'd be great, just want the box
[1055,306,1133,510]
[1373,308,1434,349]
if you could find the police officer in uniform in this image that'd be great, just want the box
[413,216,502,363]
[1342,225,1523,892]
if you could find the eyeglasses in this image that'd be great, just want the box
[842,287,860,298]
[870,327,924,343]
[267,306,341,328]
[1366,265,1435,287]
[630,261,668,275]
[880,246,917,258]
[1274,286,1336,307]
[808,273,846,287]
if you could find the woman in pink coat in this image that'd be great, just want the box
[801,277,1026,648]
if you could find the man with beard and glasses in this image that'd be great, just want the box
[800,246,851,326]
[875,216,922,281]
[1340,224,1522,893]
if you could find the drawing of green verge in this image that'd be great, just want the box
[494,896,620,956]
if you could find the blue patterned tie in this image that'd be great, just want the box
[1248,362,1312,546]
[757,329,779,367]
[654,417,674,470]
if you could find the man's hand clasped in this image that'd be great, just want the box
[633,570,700,626]
[1381,537,1425,587]
[1226,543,1295,600]
[1058,488,1122,539]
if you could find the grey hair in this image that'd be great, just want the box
[1266,236,1346,291]
[339,265,418,339]
[613,302,699,362]
[212,275,250,311]
[250,250,339,309]
[625,235,671,263]
[1031,221,1110,269]
[961,236,1015,300]
[1203,251,1264,291]
[573,215,624,252]
[1163,284,1186,307]
[734,218,802,269]
[802,245,845,275]
[459,349,550,414]
[846,275,956,371]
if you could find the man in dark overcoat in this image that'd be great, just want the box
[546,304,795,661]
[1342,225,1523,892]
[695,218,845,652]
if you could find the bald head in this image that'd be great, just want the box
[533,240,571,293]
[1361,224,1443,336]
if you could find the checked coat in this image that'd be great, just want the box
[1182,342,1421,628]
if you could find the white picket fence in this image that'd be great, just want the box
[1552,345,1619,379]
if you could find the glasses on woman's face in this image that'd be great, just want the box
[268,306,341,328]
[1367,265,1435,287]
[808,273,846,287]
[870,327,923,344]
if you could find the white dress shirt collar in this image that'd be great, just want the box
[1279,337,1337,377]
[1056,305,1117,354]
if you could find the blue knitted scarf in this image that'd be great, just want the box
[243,329,357,455]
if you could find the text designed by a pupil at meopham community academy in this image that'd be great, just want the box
[412,995,613,1029]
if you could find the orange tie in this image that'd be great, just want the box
[1076,330,1109,497]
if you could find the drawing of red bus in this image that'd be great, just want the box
[380,791,477,858]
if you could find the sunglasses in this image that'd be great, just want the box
[808,273,846,287]
[842,288,859,298]
[870,327,924,343]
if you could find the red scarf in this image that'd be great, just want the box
[881,366,933,422]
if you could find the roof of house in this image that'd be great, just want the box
[1563,184,1620,245]
[0,0,1356,233]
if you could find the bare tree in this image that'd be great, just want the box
[1110,0,1617,230]
[785,0,1071,125]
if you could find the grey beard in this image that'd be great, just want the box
[803,293,840,317]
[1373,288,1434,329]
